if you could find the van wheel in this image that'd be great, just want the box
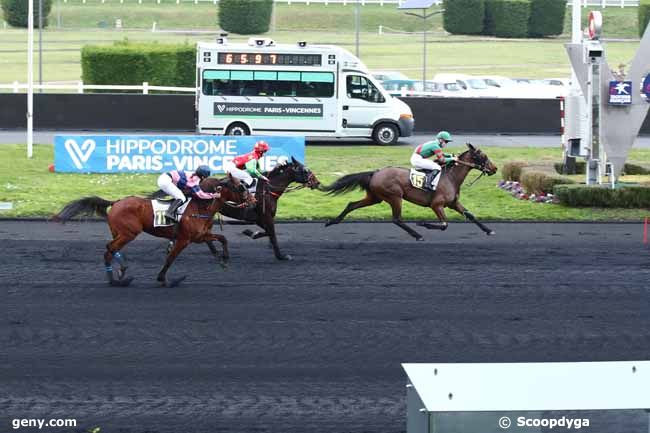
[372,123,399,146]
[225,122,250,136]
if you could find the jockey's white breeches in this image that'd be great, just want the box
[157,173,186,201]
[223,161,254,187]
[410,153,441,171]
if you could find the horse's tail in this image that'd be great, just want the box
[320,171,376,196]
[52,196,116,222]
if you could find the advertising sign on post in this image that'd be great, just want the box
[54,135,305,173]
[608,81,632,105]
[643,74,650,102]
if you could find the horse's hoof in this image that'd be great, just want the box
[169,276,187,287]
[324,220,334,227]
[277,253,292,261]
[118,267,128,280]
[110,277,133,287]
[242,229,254,237]
[487,230,496,236]
[415,237,424,242]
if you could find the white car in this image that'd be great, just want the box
[371,70,410,82]
[432,73,499,97]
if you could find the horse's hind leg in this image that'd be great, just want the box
[418,201,450,231]
[451,201,495,235]
[325,193,381,227]
[104,233,136,286]
[386,197,424,241]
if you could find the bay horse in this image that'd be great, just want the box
[152,157,320,261]
[53,174,251,287]
[321,143,498,240]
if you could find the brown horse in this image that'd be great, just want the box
[54,175,251,287]
[322,143,498,240]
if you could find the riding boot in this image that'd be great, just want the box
[427,169,440,190]
[166,199,184,221]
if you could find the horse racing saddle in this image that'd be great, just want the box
[409,168,440,192]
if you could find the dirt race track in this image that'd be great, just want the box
[2,221,650,433]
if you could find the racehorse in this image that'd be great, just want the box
[152,157,320,261]
[53,174,251,287]
[321,143,498,240]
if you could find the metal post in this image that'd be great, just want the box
[38,0,43,91]
[422,8,426,89]
[355,0,360,57]
[27,0,34,158]
[586,58,600,185]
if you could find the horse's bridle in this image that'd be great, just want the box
[454,155,491,187]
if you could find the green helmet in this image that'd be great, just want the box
[436,131,453,142]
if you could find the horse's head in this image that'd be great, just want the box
[461,143,498,176]
[273,156,320,189]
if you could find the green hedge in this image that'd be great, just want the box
[493,0,531,38]
[443,0,485,35]
[554,184,650,207]
[1,0,52,28]
[218,0,273,35]
[81,43,195,89]
[528,0,565,37]
[521,170,574,194]
[553,162,650,175]
[640,0,650,38]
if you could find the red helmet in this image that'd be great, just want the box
[254,140,270,153]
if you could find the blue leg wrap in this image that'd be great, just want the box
[105,265,113,273]
[113,252,123,263]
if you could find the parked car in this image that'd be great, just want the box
[381,79,441,96]
[432,73,499,97]
[371,70,410,82]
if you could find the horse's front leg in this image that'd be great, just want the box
[264,220,291,261]
[417,198,449,231]
[451,201,495,235]
[203,233,229,265]
[157,238,190,287]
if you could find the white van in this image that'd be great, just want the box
[196,38,414,145]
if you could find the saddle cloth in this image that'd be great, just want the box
[409,168,436,191]
[151,198,191,227]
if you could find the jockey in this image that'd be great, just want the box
[410,131,458,190]
[224,140,270,188]
[156,165,218,220]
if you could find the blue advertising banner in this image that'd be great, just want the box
[644,74,650,102]
[608,81,632,105]
[54,135,305,173]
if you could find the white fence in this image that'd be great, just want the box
[0,82,196,94]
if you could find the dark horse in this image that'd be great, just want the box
[219,157,320,261]
[53,175,251,287]
[322,143,498,240]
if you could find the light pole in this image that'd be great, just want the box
[355,0,360,58]
[39,0,43,91]
[27,0,34,158]
[399,0,442,90]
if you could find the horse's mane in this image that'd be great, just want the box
[268,161,294,177]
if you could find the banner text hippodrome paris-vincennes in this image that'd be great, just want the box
[54,135,306,173]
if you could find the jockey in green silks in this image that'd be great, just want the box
[410,131,458,190]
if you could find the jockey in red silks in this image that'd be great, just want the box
[224,140,270,188]
[156,165,219,219]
